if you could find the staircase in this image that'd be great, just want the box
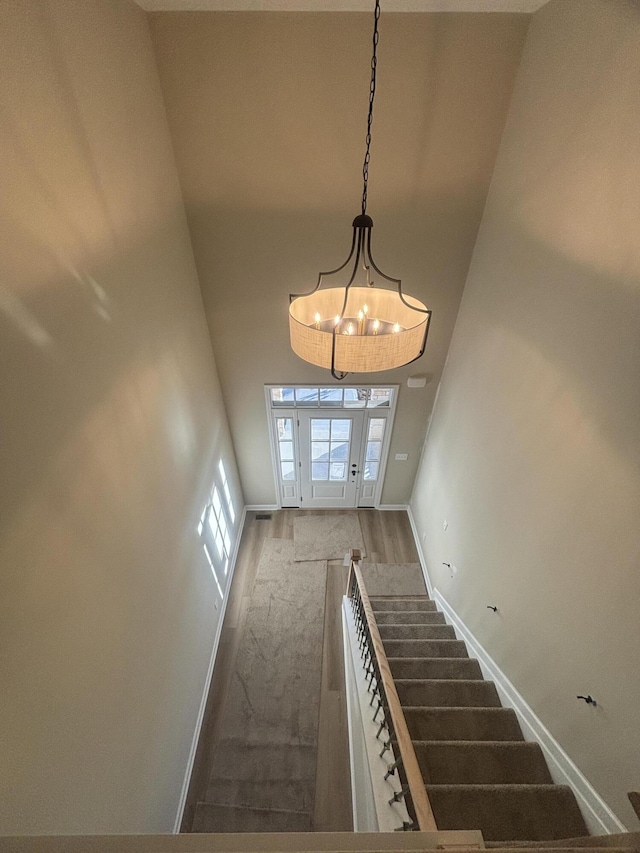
[370,594,589,845]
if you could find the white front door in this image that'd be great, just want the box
[298,412,365,508]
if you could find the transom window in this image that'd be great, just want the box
[270,386,393,409]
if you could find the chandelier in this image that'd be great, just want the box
[289,0,432,381]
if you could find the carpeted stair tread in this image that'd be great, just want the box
[412,740,553,784]
[370,597,437,612]
[483,849,631,852]
[395,678,501,707]
[371,593,587,845]
[389,656,483,680]
[193,801,312,833]
[403,706,526,741]
[379,623,457,640]
[424,784,588,842]
[487,831,640,848]
[375,610,447,625]
[383,638,469,657]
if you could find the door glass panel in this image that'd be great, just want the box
[311,417,352,481]
[368,418,385,441]
[331,419,351,441]
[364,461,379,481]
[311,419,330,440]
[281,461,295,480]
[330,463,346,480]
[366,441,382,461]
[311,441,329,460]
[276,418,295,483]
[276,418,292,440]
[312,462,329,480]
[279,441,294,461]
[364,417,386,481]
[330,442,348,460]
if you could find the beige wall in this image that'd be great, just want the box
[412,0,640,830]
[0,0,242,834]
[149,11,527,506]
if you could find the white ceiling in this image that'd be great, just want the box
[137,1,548,12]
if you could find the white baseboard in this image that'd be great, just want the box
[172,505,248,833]
[377,503,409,511]
[406,505,434,597]
[433,588,627,837]
[244,504,279,511]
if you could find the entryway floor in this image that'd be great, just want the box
[181,509,419,833]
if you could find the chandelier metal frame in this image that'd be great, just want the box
[289,0,432,381]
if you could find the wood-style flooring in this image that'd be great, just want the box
[181,509,419,833]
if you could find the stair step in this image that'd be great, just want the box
[370,597,437,612]
[403,706,525,741]
[396,678,501,707]
[379,623,456,640]
[193,801,312,833]
[389,657,483,680]
[413,740,553,784]
[488,831,640,848]
[375,610,446,625]
[425,783,588,842]
[383,638,469,658]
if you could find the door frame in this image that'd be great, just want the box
[264,384,399,509]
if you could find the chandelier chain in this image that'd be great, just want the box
[361,0,381,216]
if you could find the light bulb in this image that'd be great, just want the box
[314,312,321,324]
[363,304,369,315]
[373,318,380,331]
[347,322,354,335]
[358,310,364,322]
[393,322,400,333]
[334,315,340,326]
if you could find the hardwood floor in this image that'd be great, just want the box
[181,509,419,833]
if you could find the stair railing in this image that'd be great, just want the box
[346,553,437,831]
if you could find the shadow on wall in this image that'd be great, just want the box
[0,0,222,540]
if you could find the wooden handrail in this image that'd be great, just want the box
[347,558,437,831]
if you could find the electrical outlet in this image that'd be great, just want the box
[395,453,408,461]
[443,519,448,531]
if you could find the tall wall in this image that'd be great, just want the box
[150,11,528,506]
[0,0,242,834]
[412,0,640,830]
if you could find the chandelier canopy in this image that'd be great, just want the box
[289,0,432,381]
